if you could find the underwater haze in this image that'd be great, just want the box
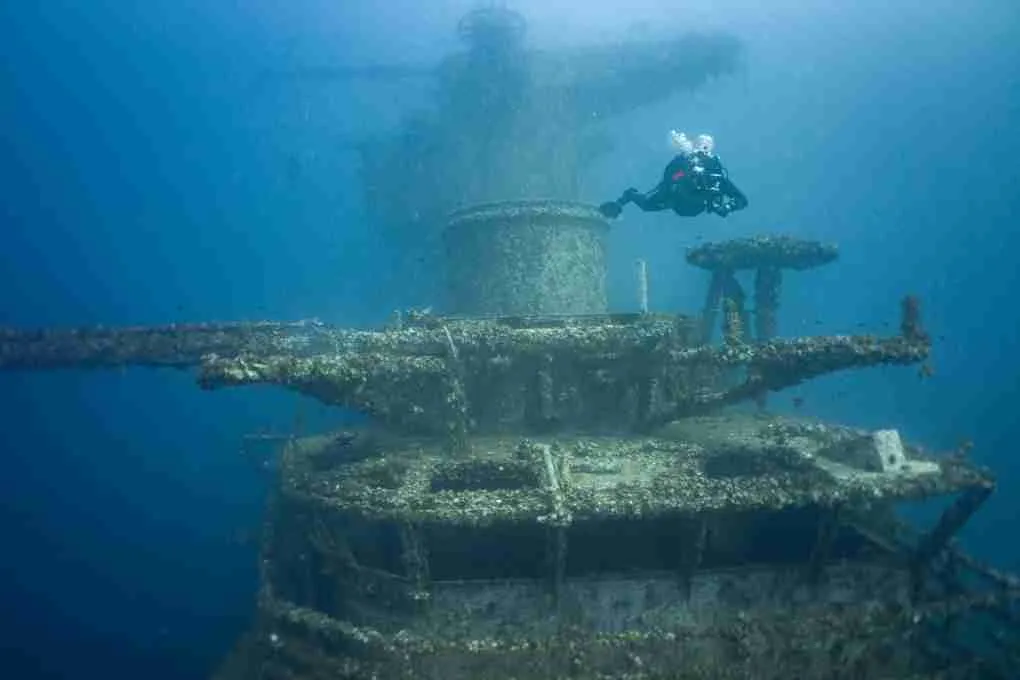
[1,0,1018,677]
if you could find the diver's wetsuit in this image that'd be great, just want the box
[600,151,748,219]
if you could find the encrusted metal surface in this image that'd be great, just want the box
[0,314,673,370]
[0,320,329,369]
[443,200,610,316]
[208,414,1012,680]
[446,200,607,228]
[279,416,989,526]
[200,314,704,435]
[197,318,929,436]
[687,235,838,271]
[219,577,1019,680]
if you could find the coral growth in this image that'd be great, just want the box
[900,295,931,344]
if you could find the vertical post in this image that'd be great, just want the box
[442,326,471,455]
[700,269,727,344]
[636,259,649,315]
[900,295,930,344]
[722,299,744,347]
[525,354,557,432]
[721,271,748,349]
[636,375,660,431]
[679,516,707,600]
[754,266,782,342]
[720,272,749,343]
[807,507,841,586]
[400,521,431,611]
[701,269,726,342]
[526,442,571,610]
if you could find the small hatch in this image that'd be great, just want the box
[430,459,539,491]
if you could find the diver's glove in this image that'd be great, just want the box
[709,194,744,217]
[598,201,622,219]
[599,188,640,219]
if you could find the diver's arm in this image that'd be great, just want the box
[600,182,669,218]
[628,183,671,212]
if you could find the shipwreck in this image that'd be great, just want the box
[1,6,1016,679]
[2,198,1017,679]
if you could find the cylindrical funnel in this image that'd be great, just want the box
[443,200,609,316]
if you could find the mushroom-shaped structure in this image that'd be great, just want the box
[687,235,838,344]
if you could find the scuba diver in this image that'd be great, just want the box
[599,131,748,219]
